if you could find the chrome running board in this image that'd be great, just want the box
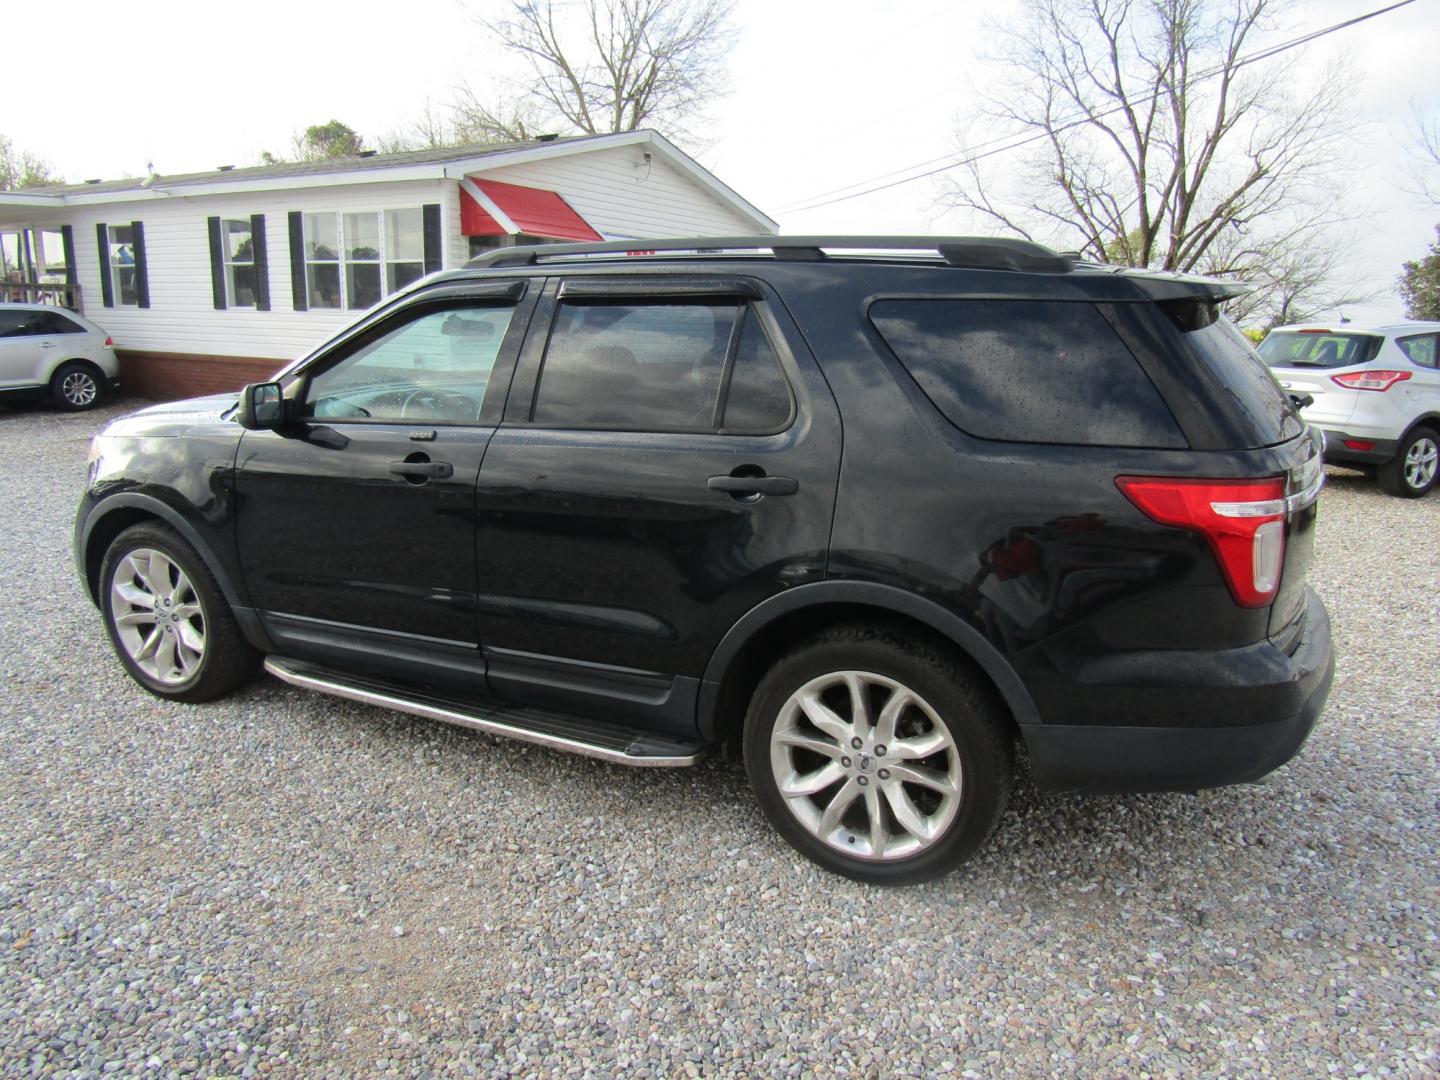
[264,656,707,768]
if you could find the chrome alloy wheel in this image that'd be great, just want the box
[769,671,962,861]
[61,370,98,407]
[110,548,206,685]
[1404,435,1438,491]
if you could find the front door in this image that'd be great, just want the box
[234,287,532,690]
[473,276,842,735]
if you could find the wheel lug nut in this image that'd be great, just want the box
[850,737,863,750]
[857,776,869,786]
[841,756,852,768]
[875,745,886,757]
[878,768,890,780]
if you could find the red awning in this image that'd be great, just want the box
[459,178,602,241]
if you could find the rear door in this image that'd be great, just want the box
[472,275,842,736]
[0,310,45,387]
[234,282,534,690]
[1395,332,1440,414]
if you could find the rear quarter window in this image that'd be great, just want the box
[868,298,1185,448]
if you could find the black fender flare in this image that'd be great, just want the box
[697,580,1041,738]
[77,492,246,610]
[1401,413,1440,446]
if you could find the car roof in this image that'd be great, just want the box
[1267,321,1440,336]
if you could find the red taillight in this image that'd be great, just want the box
[103,336,113,348]
[1342,439,1376,452]
[1116,476,1287,608]
[1332,370,1411,392]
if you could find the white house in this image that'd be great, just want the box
[0,130,775,399]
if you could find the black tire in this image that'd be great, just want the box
[743,625,1013,886]
[1378,426,1439,498]
[50,361,105,411]
[99,523,259,702]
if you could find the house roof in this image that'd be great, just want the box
[0,130,777,232]
[24,137,580,196]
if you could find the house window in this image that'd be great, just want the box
[221,219,256,307]
[107,224,139,306]
[303,213,342,309]
[302,209,428,311]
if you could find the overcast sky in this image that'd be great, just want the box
[5,0,1437,323]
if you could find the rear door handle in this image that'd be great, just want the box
[708,474,799,496]
[389,460,453,479]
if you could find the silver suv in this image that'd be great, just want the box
[1260,322,1440,498]
[0,303,119,411]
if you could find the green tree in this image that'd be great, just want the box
[0,134,60,190]
[298,120,365,161]
[1398,226,1440,321]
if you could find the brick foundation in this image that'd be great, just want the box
[116,350,285,402]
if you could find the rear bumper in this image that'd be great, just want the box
[1315,425,1398,465]
[1022,589,1334,794]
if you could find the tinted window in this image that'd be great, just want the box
[0,311,31,337]
[33,311,84,335]
[1397,334,1438,369]
[304,305,514,423]
[533,301,738,430]
[869,299,1184,448]
[721,311,792,431]
[1185,317,1303,446]
[1257,331,1383,369]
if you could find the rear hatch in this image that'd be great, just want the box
[1257,329,1383,426]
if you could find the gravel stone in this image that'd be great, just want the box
[1,398,1437,1077]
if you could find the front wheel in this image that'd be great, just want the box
[743,626,1013,885]
[99,523,259,702]
[1378,427,1439,498]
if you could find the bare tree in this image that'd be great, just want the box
[939,0,1371,327]
[463,0,736,145]
[1406,103,1440,206]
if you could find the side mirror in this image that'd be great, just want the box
[237,381,286,430]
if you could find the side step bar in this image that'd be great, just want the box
[263,657,707,768]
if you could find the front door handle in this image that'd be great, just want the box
[389,460,453,480]
[708,473,799,497]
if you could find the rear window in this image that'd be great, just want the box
[1257,331,1383,369]
[868,299,1184,448]
[1184,316,1304,446]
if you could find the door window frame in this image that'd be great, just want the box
[503,275,797,435]
[282,280,538,428]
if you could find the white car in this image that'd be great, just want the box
[0,303,119,411]
[1258,321,1440,498]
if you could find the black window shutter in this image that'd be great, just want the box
[60,225,78,310]
[131,221,150,308]
[95,223,114,308]
[251,214,270,311]
[288,211,307,311]
[207,217,227,310]
[422,203,442,274]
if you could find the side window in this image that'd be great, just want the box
[720,310,792,431]
[532,301,738,431]
[303,305,515,423]
[0,311,29,337]
[34,312,84,335]
[869,298,1185,448]
[107,224,140,306]
[1397,334,1438,369]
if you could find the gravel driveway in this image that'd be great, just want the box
[1,398,1436,1078]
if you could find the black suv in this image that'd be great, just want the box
[76,236,1333,884]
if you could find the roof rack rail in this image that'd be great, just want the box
[468,235,1074,274]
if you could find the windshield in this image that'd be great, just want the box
[1258,331,1383,369]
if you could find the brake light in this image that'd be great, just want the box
[1332,370,1411,391]
[103,336,113,348]
[1116,476,1287,608]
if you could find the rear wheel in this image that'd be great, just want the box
[743,626,1013,885]
[51,361,103,411]
[1378,427,1439,498]
[99,523,259,702]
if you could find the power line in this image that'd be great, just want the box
[776,0,1417,217]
